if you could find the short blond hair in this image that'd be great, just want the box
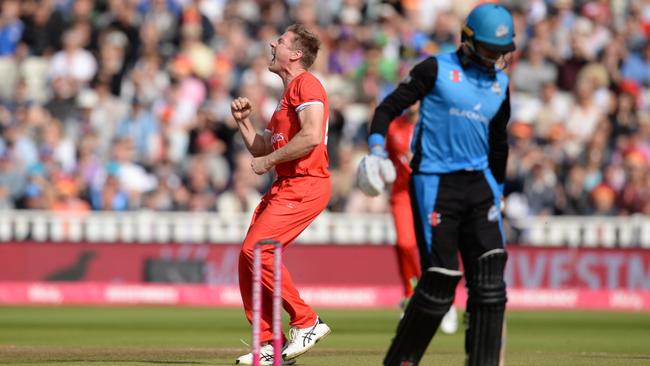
[286,24,320,69]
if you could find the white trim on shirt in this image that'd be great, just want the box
[295,101,323,112]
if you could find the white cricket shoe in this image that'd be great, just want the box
[440,306,458,335]
[282,317,331,360]
[235,343,295,365]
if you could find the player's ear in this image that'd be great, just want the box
[290,49,303,62]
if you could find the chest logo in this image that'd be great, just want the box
[271,132,286,144]
[450,69,462,83]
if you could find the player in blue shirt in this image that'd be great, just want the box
[357,4,516,366]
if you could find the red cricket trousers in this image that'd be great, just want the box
[239,176,330,343]
[390,190,421,297]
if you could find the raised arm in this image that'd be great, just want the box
[230,97,273,157]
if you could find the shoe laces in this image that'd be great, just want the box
[239,339,274,353]
[288,326,298,341]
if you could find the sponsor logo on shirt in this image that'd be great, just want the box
[448,107,489,124]
[271,132,286,144]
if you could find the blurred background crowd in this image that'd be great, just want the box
[0,0,648,220]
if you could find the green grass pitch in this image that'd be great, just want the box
[0,306,649,365]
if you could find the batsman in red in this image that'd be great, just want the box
[230,24,331,365]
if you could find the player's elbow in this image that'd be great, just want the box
[304,131,322,149]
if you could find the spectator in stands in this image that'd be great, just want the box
[523,159,557,216]
[51,176,90,212]
[556,20,592,91]
[22,163,51,210]
[140,0,179,60]
[590,184,617,216]
[90,170,128,211]
[0,151,24,209]
[116,97,160,164]
[556,165,591,215]
[621,40,650,87]
[39,117,76,174]
[564,80,604,158]
[85,81,128,160]
[49,28,97,84]
[0,0,24,56]
[44,77,80,129]
[512,38,558,95]
[216,176,261,214]
[610,80,641,139]
[20,0,65,56]
[531,82,572,141]
[0,0,644,221]
[618,150,649,214]
[184,155,218,212]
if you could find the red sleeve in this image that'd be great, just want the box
[287,75,325,110]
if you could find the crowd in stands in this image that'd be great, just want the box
[0,0,648,220]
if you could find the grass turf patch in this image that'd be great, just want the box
[0,306,648,365]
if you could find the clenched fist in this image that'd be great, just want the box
[231,97,252,122]
[251,156,273,175]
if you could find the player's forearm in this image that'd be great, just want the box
[266,129,320,165]
[236,118,271,157]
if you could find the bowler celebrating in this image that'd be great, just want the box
[231,24,331,365]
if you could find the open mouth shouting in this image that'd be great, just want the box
[269,43,277,66]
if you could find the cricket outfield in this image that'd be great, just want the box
[0,306,648,366]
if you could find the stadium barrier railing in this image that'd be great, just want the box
[0,210,648,247]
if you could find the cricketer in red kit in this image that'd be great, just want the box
[385,110,420,299]
[230,24,331,365]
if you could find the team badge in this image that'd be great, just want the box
[450,70,462,83]
[429,211,442,227]
[495,24,509,38]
